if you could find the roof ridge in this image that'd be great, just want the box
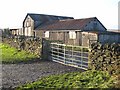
[27,13,73,18]
[56,17,97,22]
[74,17,97,21]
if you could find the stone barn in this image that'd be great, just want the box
[35,17,107,47]
[22,13,73,37]
[22,13,120,47]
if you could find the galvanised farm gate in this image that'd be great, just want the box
[42,38,89,70]
[50,43,89,70]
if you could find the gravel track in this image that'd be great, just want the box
[2,60,83,89]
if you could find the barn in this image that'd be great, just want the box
[35,17,107,47]
[22,13,120,47]
[23,13,73,37]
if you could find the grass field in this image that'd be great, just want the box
[0,43,38,63]
[16,70,116,89]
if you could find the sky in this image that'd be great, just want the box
[0,0,119,29]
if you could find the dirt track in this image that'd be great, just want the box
[2,60,83,89]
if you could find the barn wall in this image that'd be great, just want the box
[18,28,23,35]
[50,32,57,40]
[35,30,99,47]
[99,33,120,44]
[83,19,106,31]
[49,31,68,43]
[35,30,44,39]
[82,32,89,47]
[42,30,79,45]
[11,30,17,35]
[35,30,66,42]
[67,39,75,45]
[65,31,79,46]
[76,32,81,45]
[81,32,98,47]
[50,32,65,41]
[64,32,69,44]
[24,15,34,36]
[11,29,19,36]
[89,32,98,45]
[78,32,82,46]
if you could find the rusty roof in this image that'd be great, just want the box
[36,17,102,30]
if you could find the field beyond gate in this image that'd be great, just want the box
[50,43,89,70]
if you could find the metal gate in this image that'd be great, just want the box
[50,43,89,70]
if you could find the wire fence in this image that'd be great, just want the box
[50,43,90,70]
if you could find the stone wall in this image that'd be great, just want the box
[2,37,42,57]
[89,43,120,75]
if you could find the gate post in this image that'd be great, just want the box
[42,38,50,60]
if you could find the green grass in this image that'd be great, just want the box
[64,46,89,52]
[0,43,38,63]
[16,70,116,89]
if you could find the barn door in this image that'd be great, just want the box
[82,32,89,47]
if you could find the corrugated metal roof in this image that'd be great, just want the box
[25,13,74,29]
[27,13,74,21]
[36,17,97,30]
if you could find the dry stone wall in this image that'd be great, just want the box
[2,37,42,57]
[89,43,120,75]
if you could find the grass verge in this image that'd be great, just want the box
[16,70,116,89]
[0,43,38,64]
